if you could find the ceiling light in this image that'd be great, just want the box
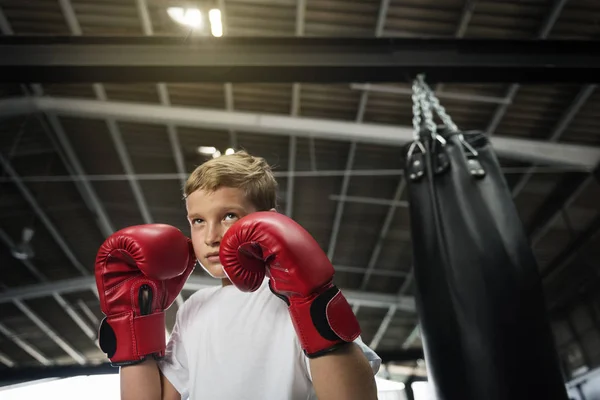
[212,150,222,158]
[168,7,202,29]
[209,9,223,37]
[198,146,217,155]
[225,148,235,155]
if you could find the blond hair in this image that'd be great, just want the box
[184,150,278,211]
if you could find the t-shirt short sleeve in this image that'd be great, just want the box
[303,336,382,381]
[158,303,191,398]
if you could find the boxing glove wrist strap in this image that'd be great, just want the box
[99,311,167,366]
[286,285,361,358]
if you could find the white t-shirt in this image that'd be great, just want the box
[158,278,382,400]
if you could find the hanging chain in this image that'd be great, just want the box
[416,75,437,138]
[422,83,458,132]
[408,78,426,156]
[411,80,423,141]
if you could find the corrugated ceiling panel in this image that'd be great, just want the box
[167,83,225,110]
[363,84,413,125]
[560,89,600,146]
[292,177,341,248]
[0,116,53,160]
[232,84,292,115]
[59,117,126,175]
[355,307,390,345]
[533,217,573,270]
[0,300,78,360]
[466,0,548,39]
[24,296,100,356]
[0,303,49,365]
[0,209,91,280]
[385,0,462,37]
[92,196,146,230]
[307,138,351,171]
[300,84,361,121]
[0,242,41,288]
[332,200,388,264]
[305,0,380,37]
[60,291,104,328]
[177,127,231,174]
[103,83,161,104]
[377,314,419,350]
[226,0,295,36]
[60,116,148,227]
[494,85,581,140]
[513,174,561,228]
[440,83,509,99]
[551,0,600,39]
[71,0,142,35]
[236,131,290,169]
[364,274,406,294]
[41,84,97,99]
[119,122,177,174]
[1,0,69,34]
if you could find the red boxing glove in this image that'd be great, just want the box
[95,224,195,366]
[220,212,360,357]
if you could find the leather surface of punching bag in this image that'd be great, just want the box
[405,128,569,400]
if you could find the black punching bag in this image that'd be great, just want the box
[404,128,569,400]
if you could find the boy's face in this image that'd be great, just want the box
[186,186,257,279]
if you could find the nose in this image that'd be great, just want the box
[204,222,222,247]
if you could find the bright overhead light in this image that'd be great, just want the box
[168,7,202,29]
[197,146,216,155]
[212,150,222,158]
[225,148,235,155]
[209,9,223,37]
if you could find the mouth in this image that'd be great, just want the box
[205,252,220,263]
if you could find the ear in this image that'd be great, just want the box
[269,208,277,213]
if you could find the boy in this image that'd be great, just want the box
[95,151,381,399]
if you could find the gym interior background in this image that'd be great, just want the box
[0,0,599,399]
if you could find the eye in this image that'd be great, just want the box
[191,218,204,225]
[224,213,238,221]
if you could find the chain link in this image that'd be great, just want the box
[420,80,458,132]
[411,80,423,141]
[416,76,437,138]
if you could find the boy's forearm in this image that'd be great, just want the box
[309,343,378,400]
[120,359,162,400]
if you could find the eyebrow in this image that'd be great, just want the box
[187,206,247,220]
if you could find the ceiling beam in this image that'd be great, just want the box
[19,96,600,169]
[0,275,416,312]
[1,37,600,83]
[2,96,599,169]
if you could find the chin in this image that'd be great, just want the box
[199,261,226,279]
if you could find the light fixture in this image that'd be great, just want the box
[209,9,223,37]
[225,148,235,155]
[167,7,202,29]
[197,146,217,155]
[212,150,222,158]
